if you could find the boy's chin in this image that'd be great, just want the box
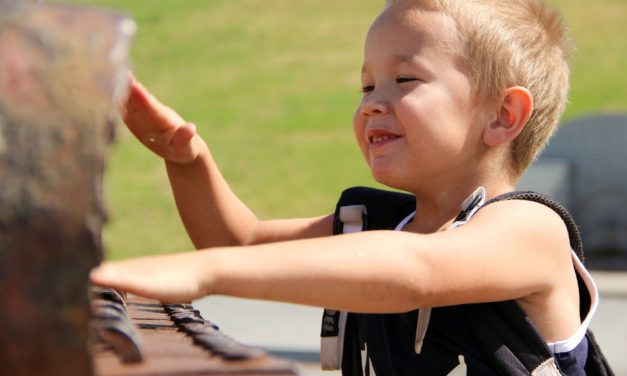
[371,169,420,194]
[371,170,404,191]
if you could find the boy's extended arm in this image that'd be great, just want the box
[122,76,332,248]
[91,200,575,314]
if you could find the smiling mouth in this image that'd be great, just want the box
[369,134,399,145]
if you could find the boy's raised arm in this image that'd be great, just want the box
[121,76,332,248]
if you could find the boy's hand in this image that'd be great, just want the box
[121,74,203,164]
[89,252,213,303]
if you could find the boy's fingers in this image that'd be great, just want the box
[123,79,154,119]
[113,70,134,116]
[122,79,185,131]
[89,257,206,303]
[90,262,152,297]
[90,263,120,286]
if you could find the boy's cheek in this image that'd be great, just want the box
[352,111,368,159]
[354,137,371,165]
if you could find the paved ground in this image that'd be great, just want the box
[194,271,627,375]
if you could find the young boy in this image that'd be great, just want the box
[91,0,601,374]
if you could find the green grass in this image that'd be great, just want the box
[65,0,627,259]
[551,0,627,117]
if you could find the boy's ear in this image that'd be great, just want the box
[483,86,533,147]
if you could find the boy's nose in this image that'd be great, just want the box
[360,92,390,117]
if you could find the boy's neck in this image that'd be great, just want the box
[404,180,515,234]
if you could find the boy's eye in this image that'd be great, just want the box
[396,76,417,84]
[361,85,375,93]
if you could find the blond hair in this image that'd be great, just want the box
[386,0,573,176]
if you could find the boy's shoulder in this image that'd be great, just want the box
[481,191,583,260]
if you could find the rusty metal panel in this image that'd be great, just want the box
[91,292,299,376]
[0,2,134,374]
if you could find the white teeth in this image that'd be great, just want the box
[371,135,392,143]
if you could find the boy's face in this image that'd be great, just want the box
[353,4,495,193]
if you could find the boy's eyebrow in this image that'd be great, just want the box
[392,54,434,71]
[393,54,419,64]
[361,54,431,74]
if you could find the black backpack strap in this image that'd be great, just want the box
[321,187,415,374]
[332,186,415,235]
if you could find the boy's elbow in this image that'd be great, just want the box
[243,221,272,245]
[382,238,437,311]
[402,262,435,311]
[383,276,434,313]
[190,227,254,249]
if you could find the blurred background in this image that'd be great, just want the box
[63,0,627,259]
[67,0,627,374]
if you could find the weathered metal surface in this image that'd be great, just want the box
[0,2,134,374]
[92,294,299,376]
[91,288,144,364]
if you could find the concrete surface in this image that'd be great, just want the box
[194,271,627,375]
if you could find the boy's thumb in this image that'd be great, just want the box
[171,122,197,147]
